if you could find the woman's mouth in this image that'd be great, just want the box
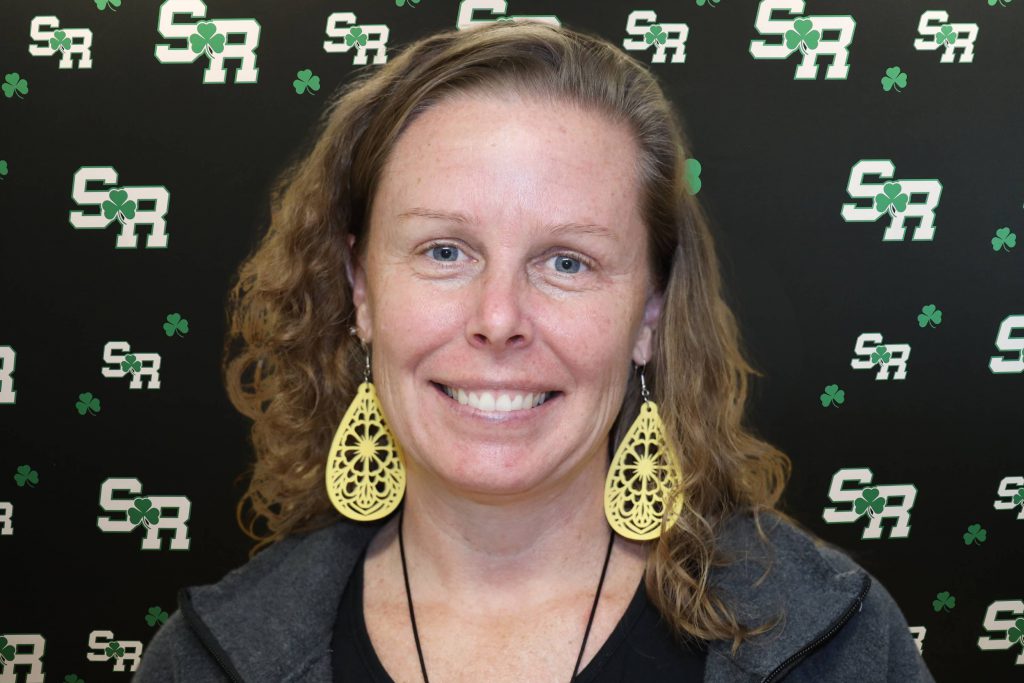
[431,382,559,413]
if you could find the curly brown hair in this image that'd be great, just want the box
[223,19,810,655]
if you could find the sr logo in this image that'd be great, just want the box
[989,315,1024,374]
[0,345,16,404]
[87,631,143,673]
[28,16,93,69]
[69,167,170,249]
[102,341,162,389]
[993,476,1024,520]
[323,13,390,65]
[622,11,689,64]
[977,600,1024,665]
[913,11,979,64]
[455,0,560,29]
[749,0,855,80]
[822,467,917,539]
[154,0,261,84]
[96,477,192,550]
[841,159,943,242]
[851,333,910,380]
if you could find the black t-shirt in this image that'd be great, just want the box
[331,547,707,682]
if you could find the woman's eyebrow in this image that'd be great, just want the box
[397,207,617,240]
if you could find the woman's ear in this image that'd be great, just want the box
[347,233,373,343]
[631,290,664,366]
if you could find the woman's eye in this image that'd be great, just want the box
[552,255,583,274]
[428,245,460,262]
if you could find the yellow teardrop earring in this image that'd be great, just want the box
[325,335,406,522]
[604,364,684,541]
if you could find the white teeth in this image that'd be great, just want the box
[442,386,552,412]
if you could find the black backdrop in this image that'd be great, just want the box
[1,1,1022,680]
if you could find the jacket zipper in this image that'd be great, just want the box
[177,587,247,683]
[759,574,872,683]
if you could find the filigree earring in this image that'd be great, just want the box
[325,335,406,521]
[604,365,684,541]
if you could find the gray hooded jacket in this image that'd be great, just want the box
[132,511,936,682]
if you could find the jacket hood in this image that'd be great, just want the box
[177,511,870,682]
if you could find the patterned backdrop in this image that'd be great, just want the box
[1,1,1022,681]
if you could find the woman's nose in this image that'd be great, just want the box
[465,266,532,350]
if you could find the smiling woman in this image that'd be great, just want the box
[134,19,935,683]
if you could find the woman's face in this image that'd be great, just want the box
[351,93,662,500]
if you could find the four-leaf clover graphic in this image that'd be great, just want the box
[785,18,820,55]
[874,182,909,216]
[1008,618,1024,645]
[684,158,702,195]
[854,487,886,517]
[881,66,907,93]
[917,304,942,328]
[346,27,369,48]
[3,73,29,99]
[992,226,1017,252]
[934,24,958,45]
[820,384,845,407]
[870,345,891,365]
[293,69,320,95]
[128,497,161,528]
[14,464,39,488]
[164,313,190,337]
[645,25,667,46]
[76,392,102,415]
[189,21,226,58]
[50,30,72,53]
[105,641,126,659]
[121,353,142,374]
[932,591,956,612]
[962,523,986,545]
[146,606,170,627]
[96,0,122,9]
[102,189,137,224]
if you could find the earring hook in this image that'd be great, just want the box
[638,363,650,402]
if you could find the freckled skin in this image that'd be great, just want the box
[350,93,662,502]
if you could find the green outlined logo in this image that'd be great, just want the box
[822,467,917,539]
[69,167,171,249]
[841,160,943,241]
[101,341,162,390]
[851,332,911,380]
[989,315,1024,374]
[323,13,390,65]
[154,0,261,84]
[993,476,1024,520]
[97,477,192,550]
[914,11,979,63]
[29,16,93,69]
[87,631,143,673]
[978,600,1024,666]
[622,11,690,64]
[749,0,855,80]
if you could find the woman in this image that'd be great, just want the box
[134,20,935,683]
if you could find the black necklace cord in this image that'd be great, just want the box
[397,506,616,683]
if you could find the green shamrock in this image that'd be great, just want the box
[0,636,16,662]
[992,226,1017,252]
[105,641,125,659]
[346,27,368,47]
[163,312,190,337]
[917,304,942,328]
[49,30,72,52]
[121,353,142,374]
[128,497,161,528]
[881,66,907,93]
[76,392,102,416]
[963,523,987,545]
[644,25,667,45]
[189,21,226,58]
[102,189,137,223]
[0,159,7,179]
[14,464,39,488]
[293,69,320,95]
[819,384,845,407]
[785,18,820,54]
[145,606,170,627]
[1013,488,1023,506]
[684,158,702,195]
[932,591,956,612]
[3,73,29,99]
[96,0,122,9]
[395,0,421,6]
[870,345,891,365]
[934,24,958,45]
[696,0,721,6]
[854,487,886,517]
[874,182,909,216]
[1008,618,1024,644]
[64,675,85,683]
